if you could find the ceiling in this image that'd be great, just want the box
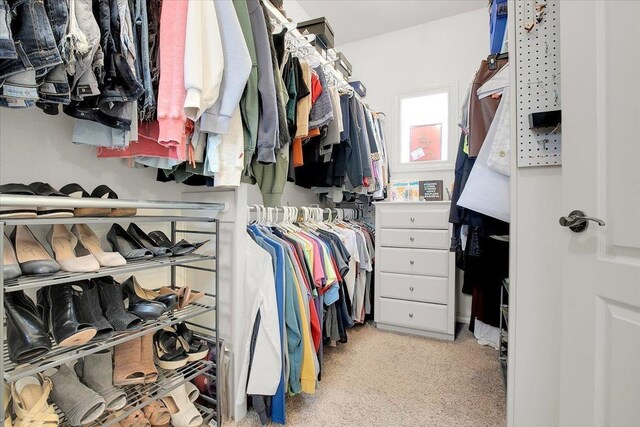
[295,0,487,45]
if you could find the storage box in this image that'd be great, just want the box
[336,52,352,78]
[297,17,335,49]
[349,81,367,98]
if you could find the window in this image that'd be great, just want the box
[394,84,456,172]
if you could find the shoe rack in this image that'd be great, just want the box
[0,194,227,427]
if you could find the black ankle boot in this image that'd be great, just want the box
[5,291,52,363]
[37,284,97,347]
[73,280,114,341]
[94,276,143,331]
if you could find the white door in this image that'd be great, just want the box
[559,1,640,426]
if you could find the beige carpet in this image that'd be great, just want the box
[231,324,506,427]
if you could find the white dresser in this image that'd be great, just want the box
[374,202,456,340]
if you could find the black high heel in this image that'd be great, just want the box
[94,276,143,331]
[127,223,172,257]
[107,224,153,260]
[121,276,167,320]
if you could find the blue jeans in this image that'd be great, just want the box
[0,0,16,59]
[0,0,62,80]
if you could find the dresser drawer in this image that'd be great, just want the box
[378,247,449,277]
[378,228,449,249]
[377,205,449,229]
[378,298,448,332]
[379,273,448,304]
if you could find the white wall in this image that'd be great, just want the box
[336,8,488,322]
[338,7,488,187]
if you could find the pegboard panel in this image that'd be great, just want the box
[515,0,562,167]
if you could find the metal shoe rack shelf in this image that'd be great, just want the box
[0,194,226,427]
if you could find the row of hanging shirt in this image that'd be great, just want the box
[238,206,375,425]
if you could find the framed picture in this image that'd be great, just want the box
[409,123,442,162]
[419,180,444,201]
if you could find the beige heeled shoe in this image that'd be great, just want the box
[10,226,60,276]
[71,224,126,267]
[11,374,59,427]
[47,225,100,272]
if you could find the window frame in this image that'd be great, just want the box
[392,83,459,173]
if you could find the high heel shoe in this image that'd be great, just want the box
[160,379,203,427]
[5,291,52,363]
[158,286,203,310]
[47,224,100,272]
[10,226,60,276]
[107,224,153,261]
[147,230,209,257]
[37,284,97,347]
[153,329,189,370]
[94,276,143,331]
[122,279,167,321]
[123,275,178,311]
[3,233,22,280]
[127,223,172,257]
[71,224,126,267]
[75,350,127,411]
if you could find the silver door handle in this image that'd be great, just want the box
[409,237,415,242]
[410,217,415,222]
[559,210,605,233]
[409,286,415,292]
[408,313,414,318]
[409,260,415,265]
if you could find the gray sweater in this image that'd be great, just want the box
[248,0,278,164]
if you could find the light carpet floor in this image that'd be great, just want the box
[231,324,506,427]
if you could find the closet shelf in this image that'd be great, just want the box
[3,254,216,293]
[56,359,216,427]
[3,299,216,383]
[0,215,216,226]
[501,304,509,328]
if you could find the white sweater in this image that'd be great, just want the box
[183,0,224,121]
[235,236,282,406]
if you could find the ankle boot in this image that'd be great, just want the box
[94,276,143,331]
[76,350,127,411]
[72,280,114,341]
[37,284,97,347]
[5,291,52,363]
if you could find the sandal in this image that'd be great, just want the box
[3,382,11,427]
[175,323,209,362]
[153,329,189,370]
[161,382,203,427]
[92,185,137,217]
[184,381,200,403]
[147,231,209,257]
[59,183,111,217]
[11,374,59,427]
[158,286,203,310]
[28,182,74,218]
[142,399,171,427]
[116,409,150,427]
[0,183,37,218]
[114,338,147,386]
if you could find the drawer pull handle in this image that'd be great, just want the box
[409,260,415,265]
[409,286,415,292]
[410,217,415,222]
[409,237,415,242]
[409,313,414,318]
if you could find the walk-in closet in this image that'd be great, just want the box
[2,0,639,426]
